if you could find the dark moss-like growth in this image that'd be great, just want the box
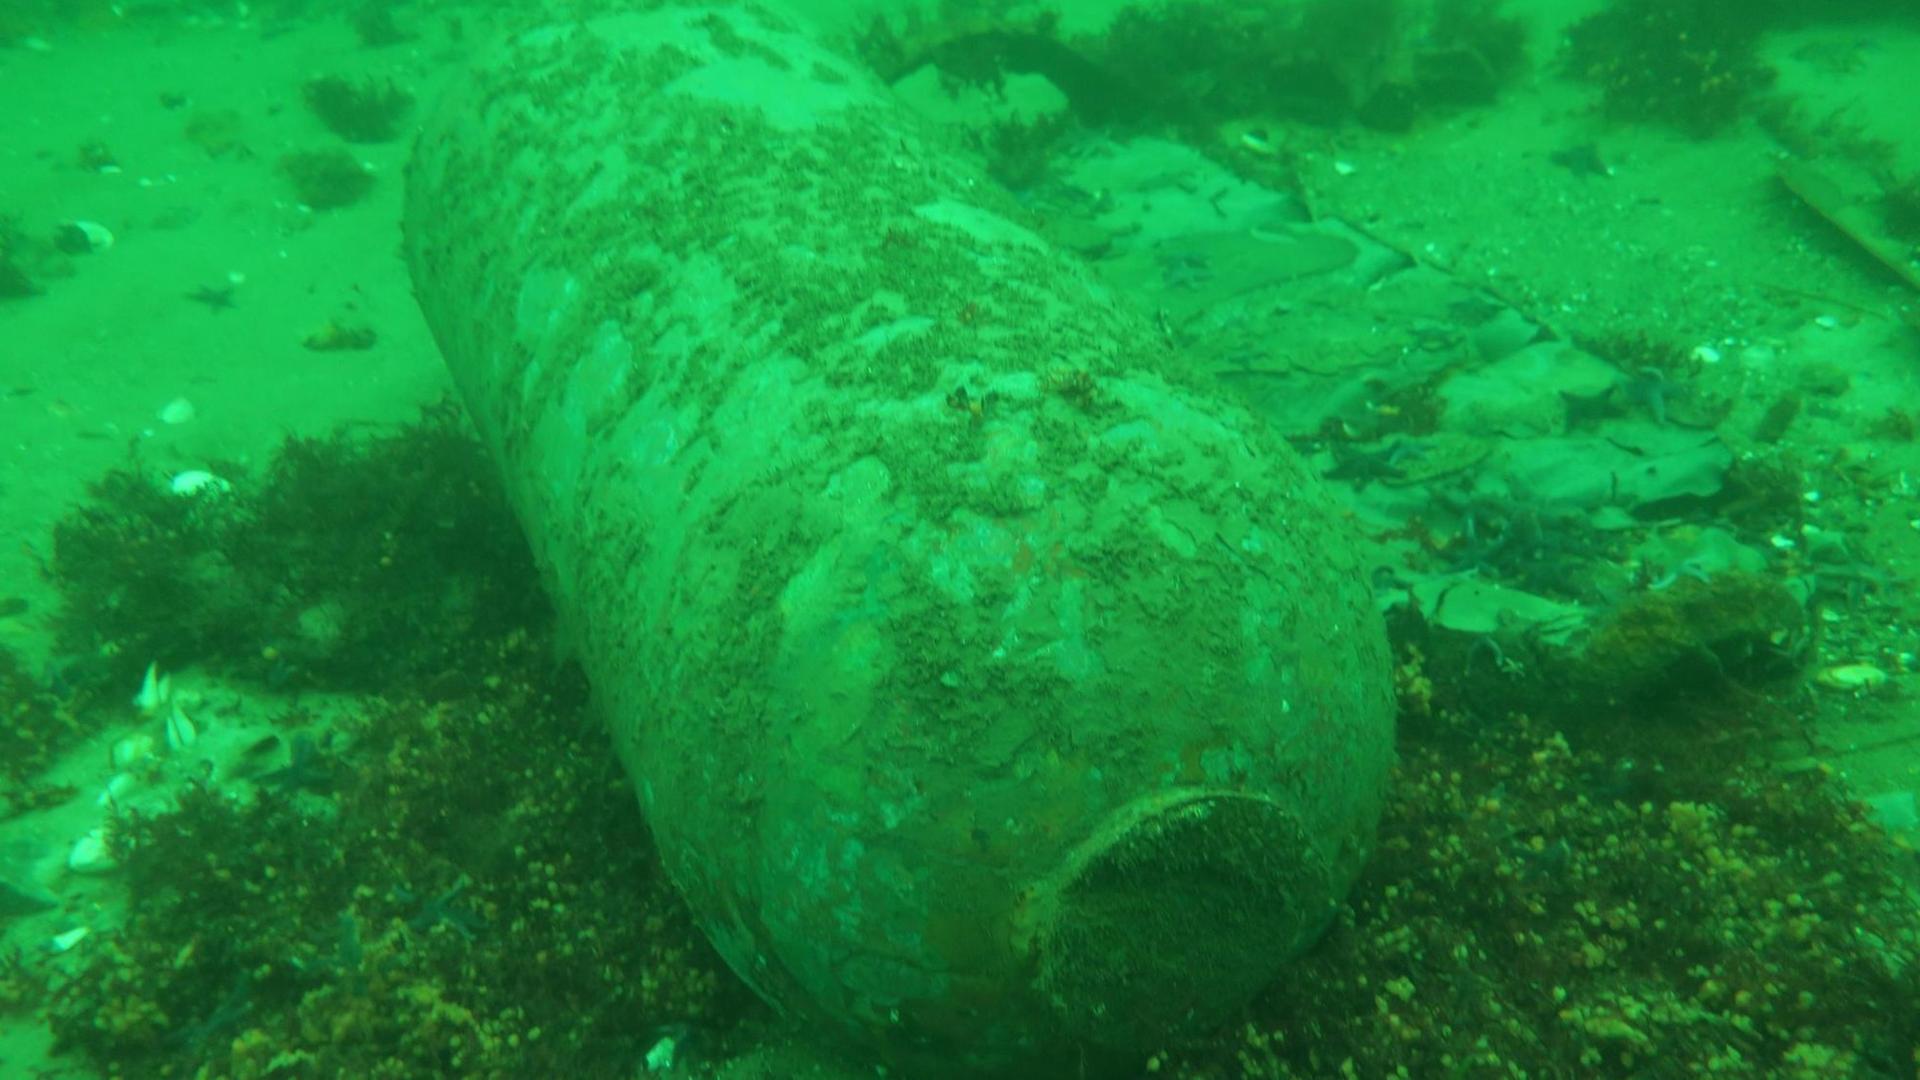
[1157,700,1920,1077]
[1,212,43,299]
[301,75,412,143]
[350,3,414,48]
[1566,0,1775,135]
[47,464,256,687]
[0,948,44,1013]
[278,148,375,210]
[48,656,752,1078]
[225,408,549,691]
[982,111,1075,192]
[1569,572,1809,711]
[0,647,95,816]
[1092,0,1529,132]
[860,0,1528,136]
[1882,174,1920,245]
[48,402,546,695]
[0,257,36,299]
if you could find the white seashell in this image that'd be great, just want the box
[170,469,233,496]
[49,927,91,953]
[69,219,115,251]
[165,702,198,751]
[133,661,171,714]
[67,828,117,875]
[97,772,138,810]
[157,397,196,425]
[1815,663,1890,691]
[644,1035,677,1072]
[110,731,158,770]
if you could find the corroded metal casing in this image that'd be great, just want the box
[405,4,1394,1073]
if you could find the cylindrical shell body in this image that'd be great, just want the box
[405,5,1394,1073]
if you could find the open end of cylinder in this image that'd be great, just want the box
[1019,790,1332,1052]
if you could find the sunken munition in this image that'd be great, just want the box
[405,5,1393,1074]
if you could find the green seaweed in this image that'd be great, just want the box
[1566,0,1775,136]
[47,660,751,1077]
[301,75,413,143]
[47,401,547,696]
[278,148,376,210]
[0,646,94,815]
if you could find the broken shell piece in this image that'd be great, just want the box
[301,319,378,351]
[110,731,158,770]
[165,702,198,751]
[55,219,115,254]
[157,397,196,425]
[49,926,91,953]
[67,828,117,875]
[644,1035,677,1072]
[133,661,171,714]
[1814,663,1890,691]
[170,469,233,496]
[97,772,138,810]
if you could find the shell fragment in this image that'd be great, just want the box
[1814,663,1890,691]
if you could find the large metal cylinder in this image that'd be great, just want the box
[404,4,1394,1073]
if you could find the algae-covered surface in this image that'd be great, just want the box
[3,1,1918,1078]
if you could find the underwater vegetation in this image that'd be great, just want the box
[0,646,99,818]
[19,409,748,1077]
[6,389,1910,1076]
[301,75,413,143]
[1564,0,1920,136]
[859,0,1530,136]
[0,213,40,299]
[1160,688,1920,1077]
[1564,0,1775,136]
[48,401,547,696]
[45,655,747,1078]
[277,148,376,210]
[1092,0,1528,132]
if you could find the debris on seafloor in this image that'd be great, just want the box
[1778,159,1920,294]
[302,318,378,351]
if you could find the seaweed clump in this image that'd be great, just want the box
[1,212,44,299]
[278,148,376,209]
[301,75,413,142]
[46,654,751,1077]
[48,402,547,696]
[1090,0,1529,131]
[1569,572,1809,711]
[1150,648,1920,1077]
[1566,0,1775,135]
[0,646,95,817]
[858,0,1529,136]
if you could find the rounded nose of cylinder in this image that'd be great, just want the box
[1014,789,1335,1051]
